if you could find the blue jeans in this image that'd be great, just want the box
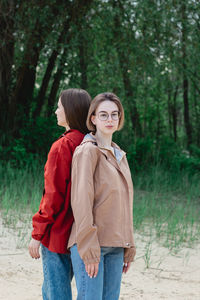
[41,244,73,300]
[71,244,124,300]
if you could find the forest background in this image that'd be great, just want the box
[0,0,200,252]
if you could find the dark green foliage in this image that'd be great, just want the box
[125,136,200,174]
[0,0,200,172]
[1,117,63,167]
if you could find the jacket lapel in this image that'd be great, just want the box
[81,133,132,189]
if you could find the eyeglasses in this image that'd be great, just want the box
[96,111,120,121]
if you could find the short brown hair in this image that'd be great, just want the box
[86,92,124,132]
[60,88,91,134]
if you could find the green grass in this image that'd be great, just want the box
[0,161,200,260]
[0,162,44,213]
[133,166,200,252]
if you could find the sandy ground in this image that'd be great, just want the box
[0,214,200,300]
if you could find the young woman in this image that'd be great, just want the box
[68,92,136,300]
[28,88,91,300]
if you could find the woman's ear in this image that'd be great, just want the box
[91,115,96,125]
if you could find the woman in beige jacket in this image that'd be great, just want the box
[68,92,136,300]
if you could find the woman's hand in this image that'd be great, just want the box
[28,238,41,259]
[123,262,131,273]
[85,263,99,278]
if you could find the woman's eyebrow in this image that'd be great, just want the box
[98,110,119,113]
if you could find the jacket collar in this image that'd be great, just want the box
[81,133,126,162]
[59,129,82,138]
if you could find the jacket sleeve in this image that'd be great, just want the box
[71,146,100,264]
[123,156,136,263]
[32,138,74,241]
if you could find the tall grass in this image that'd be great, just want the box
[0,161,199,254]
[133,166,200,251]
[0,161,44,213]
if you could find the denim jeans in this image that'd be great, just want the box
[41,244,73,300]
[70,244,124,300]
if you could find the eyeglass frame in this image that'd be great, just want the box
[94,110,121,121]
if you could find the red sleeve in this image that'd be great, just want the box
[32,137,75,240]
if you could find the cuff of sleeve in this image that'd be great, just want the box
[81,247,101,265]
[124,247,136,263]
[32,233,44,241]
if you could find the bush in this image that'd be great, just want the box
[1,116,63,167]
[125,136,200,174]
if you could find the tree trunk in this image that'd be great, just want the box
[167,89,172,138]
[10,34,43,135]
[0,0,15,137]
[46,45,69,117]
[33,50,59,119]
[181,1,192,147]
[192,80,200,146]
[78,27,88,89]
[183,77,192,146]
[33,17,72,119]
[113,0,142,137]
[34,0,93,118]
[172,85,178,142]
[121,67,141,136]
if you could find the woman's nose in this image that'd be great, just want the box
[107,114,112,121]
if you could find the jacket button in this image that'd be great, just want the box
[126,242,130,246]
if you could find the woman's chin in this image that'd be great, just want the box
[100,129,116,136]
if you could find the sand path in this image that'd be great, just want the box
[0,214,199,300]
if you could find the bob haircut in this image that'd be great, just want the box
[86,92,124,132]
[60,88,91,134]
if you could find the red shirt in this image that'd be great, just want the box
[32,129,84,253]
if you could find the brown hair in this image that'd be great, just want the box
[60,88,91,134]
[86,92,124,132]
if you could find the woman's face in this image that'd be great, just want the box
[91,100,120,136]
[55,98,69,129]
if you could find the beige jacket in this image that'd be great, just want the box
[68,133,136,264]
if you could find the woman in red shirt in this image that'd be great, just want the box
[28,88,91,300]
